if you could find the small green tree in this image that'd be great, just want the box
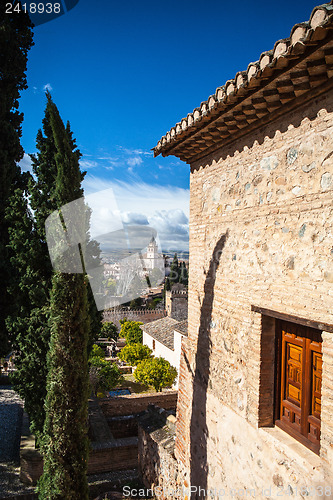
[118,343,152,366]
[105,277,116,295]
[179,262,188,287]
[129,297,142,309]
[148,297,163,310]
[89,357,122,395]
[164,277,171,291]
[134,357,177,392]
[120,321,143,344]
[89,344,105,359]
[169,253,180,285]
[101,321,118,341]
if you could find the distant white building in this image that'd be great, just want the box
[143,236,162,271]
[141,317,188,388]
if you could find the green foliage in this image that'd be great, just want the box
[38,96,90,499]
[120,321,143,345]
[129,297,143,309]
[105,277,116,295]
[164,255,188,298]
[89,357,122,394]
[118,343,152,366]
[0,5,33,356]
[7,107,56,440]
[147,297,163,310]
[7,92,101,443]
[90,344,105,359]
[179,261,188,287]
[169,253,179,285]
[101,321,118,341]
[38,273,90,499]
[134,357,177,392]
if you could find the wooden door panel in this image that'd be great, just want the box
[276,320,322,454]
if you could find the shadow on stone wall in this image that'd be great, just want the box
[189,232,228,498]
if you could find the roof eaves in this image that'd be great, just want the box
[153,3,333,163]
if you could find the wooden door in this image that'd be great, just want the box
[275,320,322,454]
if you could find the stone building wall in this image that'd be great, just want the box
[174,89,333,496]
[138,406,189,500]
[165,285,188,321]
[103,308,166,330]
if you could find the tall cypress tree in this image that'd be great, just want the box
[7,94,101,442]
[6,174,50,440]
[38,94,90,499]
[0,2,33,355]
[6,100,58,440]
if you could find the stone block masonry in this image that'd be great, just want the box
[99,391,178,418]
[103,308,166,330]
[138,406,188,500]
[173,88,333,495]
[20,391,178,486]
[150,6,333,496]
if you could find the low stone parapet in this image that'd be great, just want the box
[99,391,178,418]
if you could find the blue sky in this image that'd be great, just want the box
[19,0,319,251]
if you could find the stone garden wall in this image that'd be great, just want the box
[99,391,178,418]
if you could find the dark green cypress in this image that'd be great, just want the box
[6,174,50,441]
[169,253,180,285]
[7,99,59,440]
[0,2,33,356]
[38,95,89,499]
[8,94,101,442]
[179,261,188,287]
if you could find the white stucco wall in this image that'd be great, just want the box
[142,330,184,388]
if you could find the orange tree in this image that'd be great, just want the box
[120,320,143,344]
[134,357,177,392]
[118,343,152,366]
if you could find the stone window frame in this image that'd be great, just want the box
[252,305,333,459]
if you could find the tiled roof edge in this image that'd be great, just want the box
[153,2,333,159]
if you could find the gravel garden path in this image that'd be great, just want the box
[0,385,35,498]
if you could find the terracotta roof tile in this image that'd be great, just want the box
[154,3,333,163]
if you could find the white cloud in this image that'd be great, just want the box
[122,212,149,225]
[120,147,152,157]
[127,156,143,167]
[80,159,98,169]
[19,153,33,173]
[82,176,190,250]
[149,209,189,252]
[43,83,53,92]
